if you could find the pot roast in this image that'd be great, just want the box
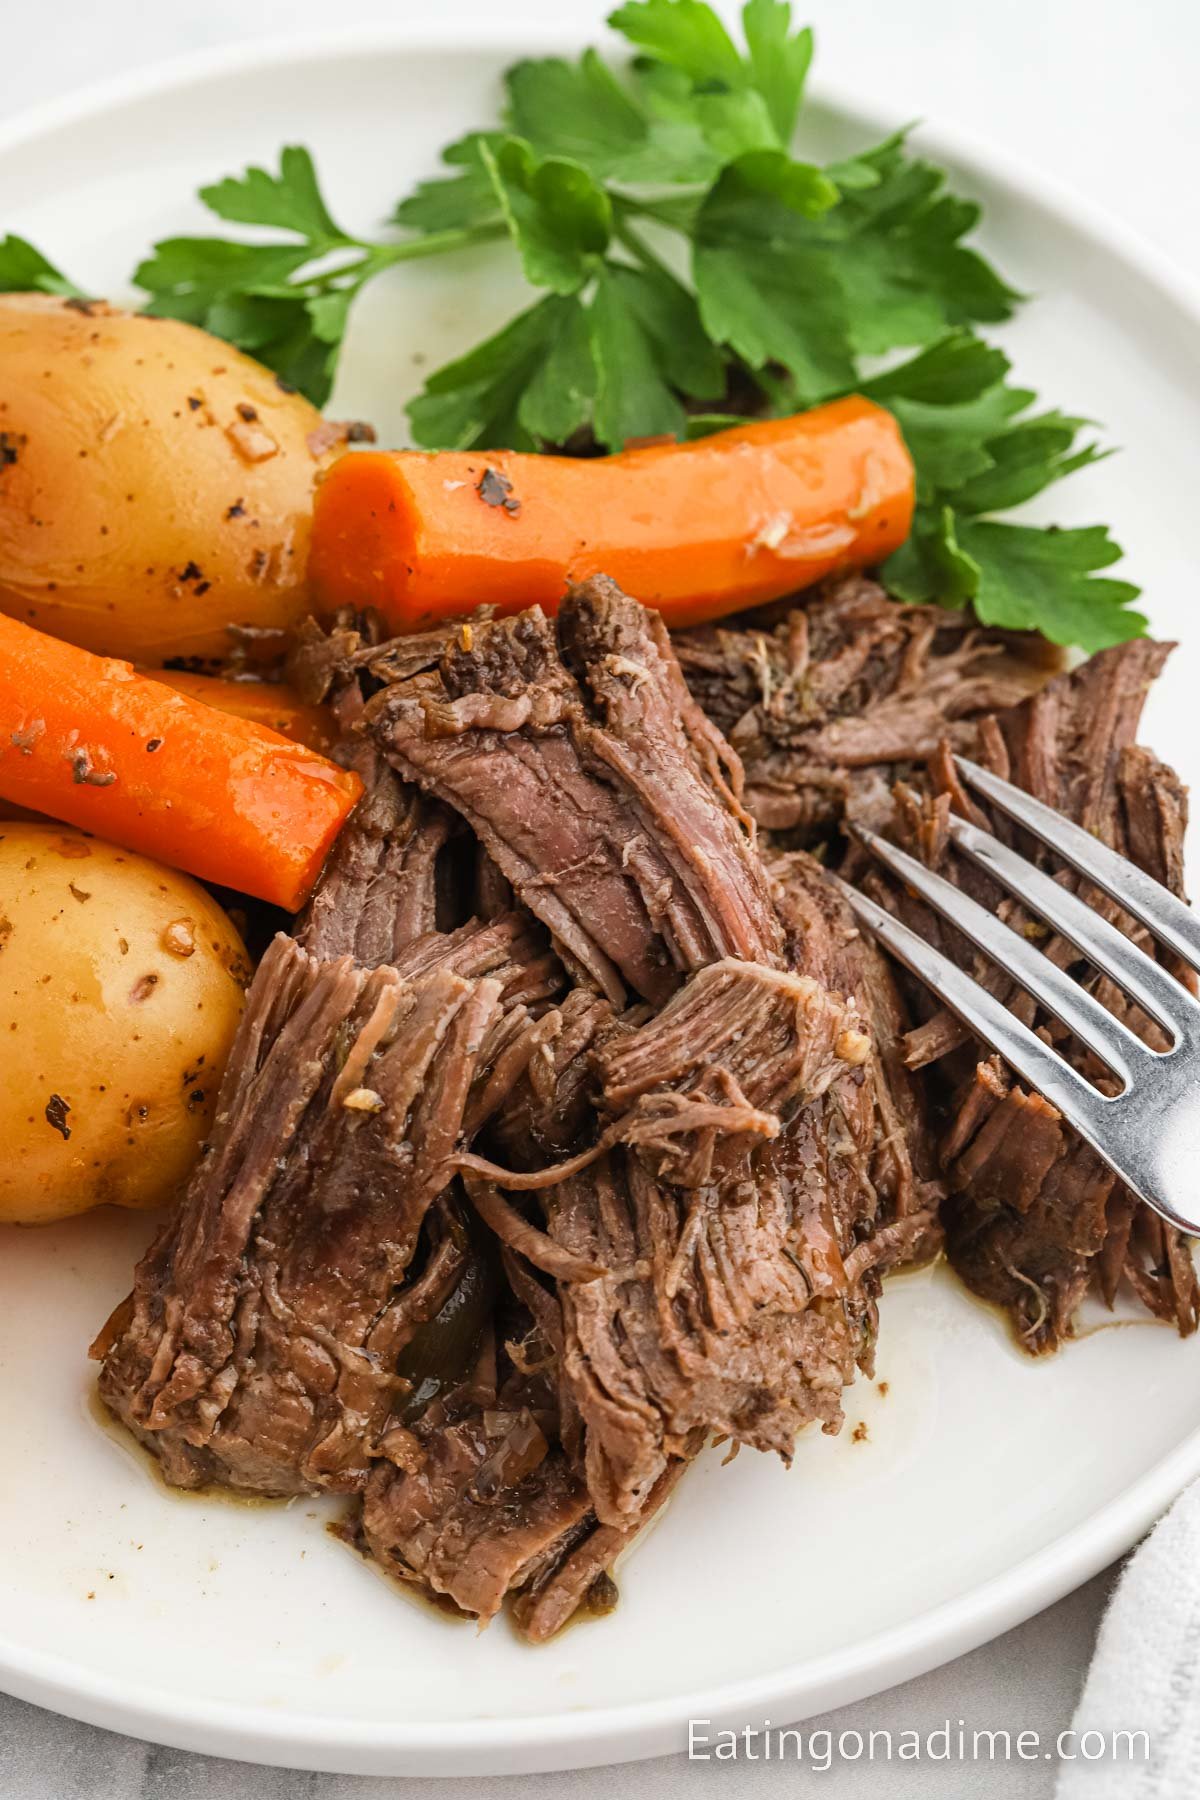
[93,571,1194,1637]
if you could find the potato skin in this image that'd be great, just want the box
[0,295,340,666]
[0,825,249,1223]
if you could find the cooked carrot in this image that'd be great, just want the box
[309,397,914,632]
[152,670,337,756]
[0,615,360,910]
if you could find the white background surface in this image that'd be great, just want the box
[0,2,1195,1796]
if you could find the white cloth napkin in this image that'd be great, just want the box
[1057,1483,1200,1799]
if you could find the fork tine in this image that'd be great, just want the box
[945,812,1200,1042]
[956,756,1200,975]
[830,873,1110,1128]
[850,825,1150,1081]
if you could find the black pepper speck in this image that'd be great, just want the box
[45,1094,71,1139]
[477,468,521,515]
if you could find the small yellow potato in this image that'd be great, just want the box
[0,824,249,1223]
[0,295,349,666]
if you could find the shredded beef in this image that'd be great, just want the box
[673,573,1051,838]
[94,737,569,1500]
[92,563,1196,1642]
[511,1456,689,1644]
[351,1270,596,1630]
[767,848,945,1265]
[295,763,451,965]
[289,611,461,965]
[595,957,870,1188]
[331,581,936,1620]
[93,936,508,1493]
[487,986,625,1168]
[860,643,1200,1350]
[352,1283,691,1639]
[366,578,781,1005]
[287,609,447,708]
[360,1416,592,1625]
[458,855,942,1530]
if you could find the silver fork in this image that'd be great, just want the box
[836,754,1200,1237]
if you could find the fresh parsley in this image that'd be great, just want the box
[863,333,1142,649]
[131,146,508,405]
[0,2,1143,649]
[0,235,81,297]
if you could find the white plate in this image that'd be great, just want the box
[2,29,1200,1781]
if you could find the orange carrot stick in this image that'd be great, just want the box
[0,615,360,909]
[309,397,914,633]
[152,670,337,756]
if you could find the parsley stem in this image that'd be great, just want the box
[371,222,509,267]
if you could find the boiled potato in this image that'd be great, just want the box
[0,295,347,666]
[0,824,249,1223]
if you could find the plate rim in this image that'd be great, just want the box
[2,26,1199,1776]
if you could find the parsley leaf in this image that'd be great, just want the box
[693,152,849,399]
[198,146,350,244]
[209,293,345,400]
[951,409,1107,513]
[861,334,1033,497]
[889,386,1033,497]
[502,52,716,184]
[609,0,745,87]
[741,0,814,142]
[590,261,725,447]
[692,133,1021,409]
[608,0,811,164]
[134,148,367,404]
[506,50,643,165]
[692,88,780,161]
[883,504,981,608]
[956,521,1146,651]
[870,336,1107,511]
[482,139,612,294]
[408,294,594,451]
[604,259,726,404]
[818,136,1021,353]
[590,265,687,446]
[136,146,507,406]
[408,260,722,454]
[0,234,82,297]
[135,239,315,319]
[391,134,505,233]
[137,239,347,405]
[876,335,1134,647]
[858,330,1010,406]
[519,299,598,443]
